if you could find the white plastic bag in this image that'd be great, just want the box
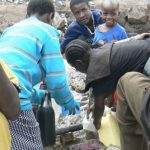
[82,113,97,132]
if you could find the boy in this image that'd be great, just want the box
[93,0,128,46]
[61,0,103,53]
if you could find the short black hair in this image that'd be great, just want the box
[27,0,55,18]
[65,39,90,65]
[70,0,89,9]
[101,0,119,10]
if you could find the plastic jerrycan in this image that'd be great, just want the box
[98,111,120,148]
[0,112,11,150]
[37,84,56,146]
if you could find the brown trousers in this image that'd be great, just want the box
[116,72,150,150]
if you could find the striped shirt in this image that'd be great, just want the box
[0,16,75,110]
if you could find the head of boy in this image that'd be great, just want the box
[70,0,92,25]
[27,0,55,25]
[65,39,90,73]
[101,0,119,27]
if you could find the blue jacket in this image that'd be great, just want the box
[61,9,103,51]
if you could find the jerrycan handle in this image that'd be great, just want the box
[41,92,52,108]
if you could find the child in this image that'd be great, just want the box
[93,0,128,46]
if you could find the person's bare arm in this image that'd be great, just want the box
[114,33,150,44]
[0,66,20,120]
[93,95,105,130]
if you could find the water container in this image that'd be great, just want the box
[0,112,11,150]
[98,112,120,147]
[37,92,56,146]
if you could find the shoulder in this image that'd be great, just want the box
[65,20,83,35]
[37,20,60,37]
[17,17,60,38]
[91,9,102,15]
[67,20,81,30]
[113,23,128,38]
[91,9,103,25]
[115,23,126,31]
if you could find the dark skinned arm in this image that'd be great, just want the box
[0,66,20,120]
[93,95,106,130]
[114,33,150,44]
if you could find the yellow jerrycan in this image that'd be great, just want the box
[0,112,11,150]
[98,111,120,148]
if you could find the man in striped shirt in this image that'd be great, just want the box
[0,0,79,149]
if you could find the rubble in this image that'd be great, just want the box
[64,60,86,93]
[0,0,150,33]
[0,0,29,4]
[69,141,106,150]
[60,133,74,145]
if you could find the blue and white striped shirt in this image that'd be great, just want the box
[0,16,75,110]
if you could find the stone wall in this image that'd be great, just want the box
[91,0,150,33]
[62,0,150,33]
[112,0,150,33]
[0,0,150,33]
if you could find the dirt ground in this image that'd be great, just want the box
[1,2,150,34]
[0,3,26,32]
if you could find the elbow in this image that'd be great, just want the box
[61,48,65,55]
[4,93,21,121]
[8,96,21,120]
[6,107,21,121]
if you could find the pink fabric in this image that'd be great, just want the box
[79,143,100,150]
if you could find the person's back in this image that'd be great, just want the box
[0,16,60,110]
[65,35,150,150]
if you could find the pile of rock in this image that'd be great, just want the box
[0,0,29,4]
[65,60,86,93]
[0,0,150,33]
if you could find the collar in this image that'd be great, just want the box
[84,12,95,34]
